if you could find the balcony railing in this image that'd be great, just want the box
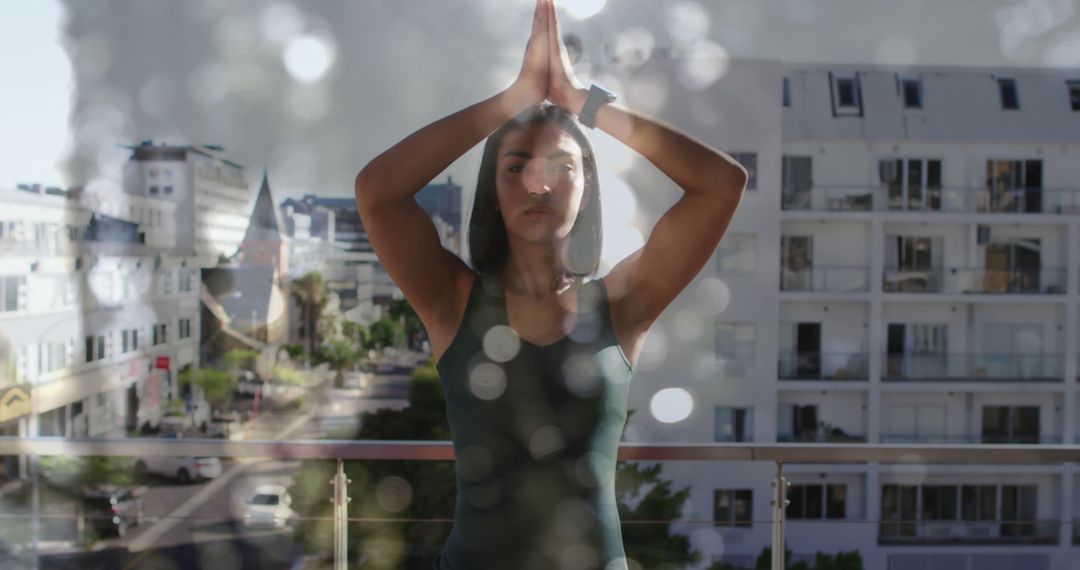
[3,439,1080,570]
[879,519,1059,545]
[780,266,869,293]
[883,266,1066,295]
[778,351,868,381]
[777,432,867,443]
[781,186,1080,215]
[881,434,1064,445]
[882,352,1064,382]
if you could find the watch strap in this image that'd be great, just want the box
[578,84,616,129]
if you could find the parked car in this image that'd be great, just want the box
[158,400,211,433]
[134,434,223,483]
[81,485,144,538]
[243,485,294,529]
[207,412,245,440]
[236,373,276,398]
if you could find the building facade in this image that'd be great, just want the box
[613,58,1080,569]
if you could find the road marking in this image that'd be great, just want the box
[123,410,312,562]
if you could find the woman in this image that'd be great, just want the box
[354,1,746,568]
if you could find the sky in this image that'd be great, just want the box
[1,0,1078,198]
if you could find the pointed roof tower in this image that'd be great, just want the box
[243,168,287,244]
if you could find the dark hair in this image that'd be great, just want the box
[467,104,602,280]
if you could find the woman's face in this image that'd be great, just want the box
[494,122,586,246]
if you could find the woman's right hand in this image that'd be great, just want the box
[505,0,549,113]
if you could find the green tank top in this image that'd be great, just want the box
[434,272,634,570]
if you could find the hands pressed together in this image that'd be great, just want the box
[510,0,589,115]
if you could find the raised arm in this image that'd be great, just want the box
[546,0,748,331]
[354,0,550,329]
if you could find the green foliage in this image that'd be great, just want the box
[195,367,235,407]
[367,318,403,350]
[282,343,306,361]
[751,547,863,570]
[273,365,308,386]
[617,461,700,569]
[223,348,258,370]
[40,456,133,489]
[290,364,453,566]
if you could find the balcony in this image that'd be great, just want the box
[780,266,870,293]
[882,352,1064,383]
[878,520,1059,545]
[779,351,868,381]
[1,438,1076,568]
[881,434,1063,445]
[883,266,1066,295]
[781,186,1080,215]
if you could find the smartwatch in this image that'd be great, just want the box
[578,84,616,129]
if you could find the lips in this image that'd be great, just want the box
[524,205,554,215]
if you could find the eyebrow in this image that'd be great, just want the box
[501,150,574,160]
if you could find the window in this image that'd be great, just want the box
[96,335,105,360]
[714,406,753,442]
[715,234,756,274]
[121,330,129,353]
[715,323,756,362]
[782,77,791,107]
[788,484,846,519]
[1000,485,1037,536]
[830,73,862,115]
[921,485,958,520]
[85,336,94,363]
[961,485,996,522]
[714,489,753,527]
[982,405,1040,444]
[163,185,173,195]
[132,329,139,350]
[901,78,923,109]
[178,318,192,339]
[178,270,193,292]
[998,78,1019,110]
[1068,81,1080,111]
[728,152,757,190]
[781,155,813,209]
[1,275,26,312]
[149,185,160,194]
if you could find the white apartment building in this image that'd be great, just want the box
[0,184,200,470]
[613,57,1080,569]
[121,141,252,266]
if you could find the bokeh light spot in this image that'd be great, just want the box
[468,362,507,400]
[562,0,607,20]
[284,33,336,83]
[650,387,694,423]
[482,325,521,363]
[374,476,413,513]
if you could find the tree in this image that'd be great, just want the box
[292,271,329,366]
[317,338,364,387]
[388,298,425,351]
[223,347,258,370]
[746,547,862,570]
[195,368,236,408]
[368,318,404,351]
[342,321,371,352]
[617,462,700,568]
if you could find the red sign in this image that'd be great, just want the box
[155,356,170,370]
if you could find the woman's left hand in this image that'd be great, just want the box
[546,0,588,113]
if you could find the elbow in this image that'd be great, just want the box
[353,168,378,209]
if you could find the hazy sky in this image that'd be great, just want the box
[2,0,1078,199]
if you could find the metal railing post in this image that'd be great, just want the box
[331,458,351,570]
[770,461,788,570]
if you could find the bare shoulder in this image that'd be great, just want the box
[428,264,478,364]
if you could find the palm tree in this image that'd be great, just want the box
[291,271,328,367]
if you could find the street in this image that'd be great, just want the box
[2,354,425,569]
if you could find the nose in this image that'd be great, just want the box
[523,160,553,196]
